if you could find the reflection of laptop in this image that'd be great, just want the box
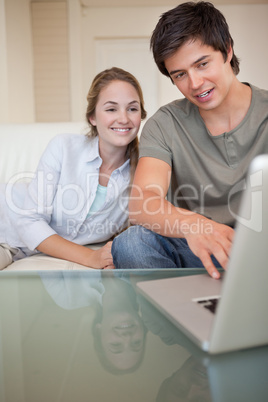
[137,155,268,354]
[206,346,268,402]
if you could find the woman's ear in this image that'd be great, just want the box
[89,115,96,126]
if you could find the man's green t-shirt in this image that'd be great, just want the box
[139,84,268,227]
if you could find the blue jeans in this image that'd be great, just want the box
[112,225,221,269]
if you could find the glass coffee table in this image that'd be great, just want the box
[0,269,267,402]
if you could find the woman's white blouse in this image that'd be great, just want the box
[1,134,131,252]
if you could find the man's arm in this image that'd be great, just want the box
[129,157,234,278]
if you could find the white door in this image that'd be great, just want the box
[95,38,159,121]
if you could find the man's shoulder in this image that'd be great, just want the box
[146,98,196,128]
[247,84,268,124]
[250,83,268,102]
[158,97,194,115]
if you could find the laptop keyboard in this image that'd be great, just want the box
[196,297,221,314]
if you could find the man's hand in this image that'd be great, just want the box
[184,219,234,279]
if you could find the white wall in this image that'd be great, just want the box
[218,4,268,89]
[1,0,35,123]
[0,0,9,123]
[79,4,268,119]
[1,1,268,123]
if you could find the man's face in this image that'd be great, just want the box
[164,39,234,113]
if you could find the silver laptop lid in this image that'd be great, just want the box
[209,154,268,353]
[137,155,268,354]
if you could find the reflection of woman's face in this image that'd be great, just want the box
[96,311,145,370]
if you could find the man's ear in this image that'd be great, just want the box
[227,45,233,63]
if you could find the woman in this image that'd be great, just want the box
[0,67,147,270]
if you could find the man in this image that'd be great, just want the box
[112,1,268,278]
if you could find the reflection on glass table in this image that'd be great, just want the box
[0,269,267,402]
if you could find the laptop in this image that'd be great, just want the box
[139,291,268,401]
[137,154,268,354]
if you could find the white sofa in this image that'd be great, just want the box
[1,122,101,271]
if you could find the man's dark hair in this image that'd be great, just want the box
[150,1,240,77]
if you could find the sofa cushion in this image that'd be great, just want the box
[4,254,90,271]
[0,122,87,183]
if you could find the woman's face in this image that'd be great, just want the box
[89,80,142,152]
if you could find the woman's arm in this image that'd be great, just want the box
[37,235,114,269]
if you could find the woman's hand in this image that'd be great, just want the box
[89,241,115,269]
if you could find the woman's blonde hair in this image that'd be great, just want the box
[86,67,147,182]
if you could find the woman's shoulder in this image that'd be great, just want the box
[53,132,90,143]
[47,133,95,151]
